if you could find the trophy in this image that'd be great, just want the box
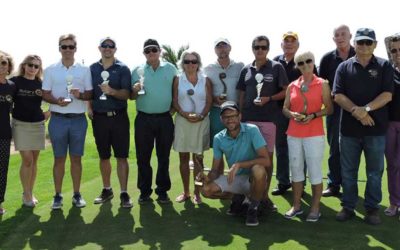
[99,71,110,100]
[137,67,145,95]
[219,72,227,99]
[64,75,73,103]
[254,73,264,103]
[187,89,197,118]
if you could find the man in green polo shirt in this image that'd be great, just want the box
[199,101,271,226]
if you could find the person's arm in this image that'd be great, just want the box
[282,83,304,121]
[42,90,69,107]
[199,77,213,117]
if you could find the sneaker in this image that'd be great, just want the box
[365,209,381,225]
[306,212,321,222]
[260,198,278,213]
[245,208,259,226]
[157,194,171,204]
[120,193,133,208]
[271,184,291,196]
[227,194,246,216]
[284,208,304,219]
[322,187,340,197]
[336,207,355,222]
[72,193,86,208]
[52,194,63,210]
[94,188,114,204]
[138,195,153,205]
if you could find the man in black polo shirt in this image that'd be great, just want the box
[333,28,394,225]
[237,35,288,208]
[319,25,355,197]
[89,37,133,208]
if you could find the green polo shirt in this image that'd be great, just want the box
[131,61,178,114]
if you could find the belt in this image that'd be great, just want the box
[138,111,170,117]
[51,112,85,118]
[93,109,126,117]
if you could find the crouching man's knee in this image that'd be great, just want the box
[251,164,267,182]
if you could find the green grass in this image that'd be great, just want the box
[0,102,399,250]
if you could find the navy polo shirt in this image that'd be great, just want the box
[236,60,288,122]
[333,55,394,137]
[90,59,132,112]
[388,68,400,121]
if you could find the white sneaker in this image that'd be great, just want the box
[72,194,86,208]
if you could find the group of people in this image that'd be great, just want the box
[0,24,399,228]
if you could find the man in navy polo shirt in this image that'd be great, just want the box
[89,37,133,208]
[319,25,356,197]
[333,28,394,225]
[237,35,288,207]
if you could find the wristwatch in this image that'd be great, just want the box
[364,105,371,112]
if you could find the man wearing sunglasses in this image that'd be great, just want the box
[237,35,289,212]
[131,39,178,204]
[319,25,356,198]
[42,34,93,210]
[89,37,133,208]
[333,28,394,225]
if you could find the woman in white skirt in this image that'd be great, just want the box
[173,51,212,204]
[11,55,50,207]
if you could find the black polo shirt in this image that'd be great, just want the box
[236,60,288,122]
[90,59,131,112]
[333,55,394,137]
[0,80,16,139]
[388,68,400,121]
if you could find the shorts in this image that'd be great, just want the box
[247,121,276,153]
[214,175,251,195]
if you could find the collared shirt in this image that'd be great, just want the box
[131,61,178,114]
[236,60,288,122]
[273,55,301,83]
[42,61,92,114]
[177,72,207,113]
[333,55,394,137]
[90,59,131,112]
[0,79,16,139]
[213,123,266,176]
[203,60,244,106]
[388,68,400,121]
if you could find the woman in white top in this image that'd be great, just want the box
[173,51,212,204]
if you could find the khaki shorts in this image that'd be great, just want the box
[214,175,251,195]
[12,119,45,151]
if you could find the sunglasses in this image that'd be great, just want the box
[390,48,400,54]
[297,59,313,66]
[216,43,229,48]
[356,40,374,46]
[144,47,159,54]
[27,63,40,69]
[253,45,268,51]
[1,60,8,66]
[101,44,116,49]
[60,45,76,50]
[183,60,198,65]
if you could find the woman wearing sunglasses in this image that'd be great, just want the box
[10,55,49,207]
[0,51,16,215]
[282,51,333,222]
[172,51,212,205]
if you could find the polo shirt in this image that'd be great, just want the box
[42,61,92,114]
[333,55,394,137]
[388,68,400,121]
[213,123,267,176]
[236,60,288,122]
[203,60,244,105]
[131,61,177,114]
[90,59,131,112]
[273,55,301,83]
[0,80,16,139]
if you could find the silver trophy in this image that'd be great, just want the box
[187,89,197,118]
[254,73,264,103]
[64,75,73,103]
[99,71,110,100]
[219,72,227,99]
[137,67,145,95]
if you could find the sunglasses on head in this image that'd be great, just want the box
[144,47,159,54]
[183,59,198,65]
[1,60,8,66]
[356,40,374,46]
[253,45,268,51]
[390,48,400,54]
[60,45,76,50]
[101,44,115,49]
[27,63,40,69]
[297,59,313,66]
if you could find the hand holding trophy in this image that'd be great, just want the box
[254,73,264,104]
[99,71,110,100]
[137,67,145,95]
[64,75,74,103]
[187,89,197,118]
[219,72,227,100]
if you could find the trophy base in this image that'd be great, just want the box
[138,90,145,95]
[188,113,197,118]
[99,96,107,100]
[254,98,261,103]
[64,98,72,103]
[194,181,203,187]
[219,94,227,100]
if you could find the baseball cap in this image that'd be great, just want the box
[99,37,116,46]
[283,31,298,40]
[143,38,160,49]
[220,101,239,115]
[354,28,376,41]
[214,38,231,47]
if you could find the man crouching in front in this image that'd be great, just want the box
[198,101,271,226]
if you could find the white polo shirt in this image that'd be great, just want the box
[43,61,92,114]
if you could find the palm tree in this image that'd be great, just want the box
[161,44,189,68]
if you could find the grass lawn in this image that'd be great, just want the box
[0,102,399,250]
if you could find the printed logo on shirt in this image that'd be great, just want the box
[368,69,378,78]
[0,95,13,103]
[264,74,274,83]
[35,89,42,96]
